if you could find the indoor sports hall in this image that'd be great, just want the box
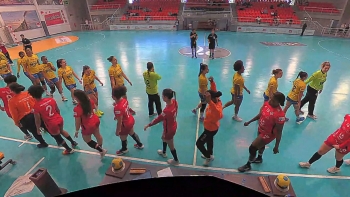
[0,0,350,196]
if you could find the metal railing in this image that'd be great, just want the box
[183,2,231,12]
[118,16,178,21]
[232,17,303,25]
[301,6,342,15]
[89,4,121,11]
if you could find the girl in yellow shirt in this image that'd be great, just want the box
[191,63,209,122]
[107,56,135,115]
[283,71,308,123]
[0,59,13,79]
[82,65,104,117]
[40,56,67,101]
[57,59,82,105]
[263,69,283,101]
[223,60,250,122]
[16,51,32,82]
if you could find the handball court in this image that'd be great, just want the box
[1,31,350,197]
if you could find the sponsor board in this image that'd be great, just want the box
[236,26,315,36]
[110,25,176,31]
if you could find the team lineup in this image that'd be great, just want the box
[0,31,350,175]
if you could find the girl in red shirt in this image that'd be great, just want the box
[144,88,179,165]
[113,86,143,155]
[28,85,75,155]
[73,90,107,158]
[0,75,32,139]
[238,92,286,172]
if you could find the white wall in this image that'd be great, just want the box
[0,2,71,43]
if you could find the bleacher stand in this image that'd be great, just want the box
[90,0,127,11]
[122,0,180,21]
[236,0,301,25]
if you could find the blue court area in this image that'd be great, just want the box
[1,31,350,196]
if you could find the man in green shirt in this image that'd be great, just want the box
[300,62,331,119]
[143,62,162,116]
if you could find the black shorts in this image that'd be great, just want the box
[191,42,197,48]
[209,43,215,50]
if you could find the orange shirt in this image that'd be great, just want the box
[203,81,223,131]
[8,91,35,126]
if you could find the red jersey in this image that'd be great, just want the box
[331,114,350,145]
[149,99,178,132]
[0,87,14,117]
[74,99,99,129]
[0,46,8,53]
[114,98,134,125]
[33,98,62,124]
[258,101,285,134]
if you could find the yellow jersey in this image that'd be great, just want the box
[83,70,96,90]
[40,62,56,79]
[108,64,124,87]
[17,57,27,73]
[24,55,40,74]
[198,74,208,93]
[288,79,306,101]
[231,72,244,95]
[58,66,76,85]
[264,76,278,96]
[0,52,6,61]
[0,59,10,75]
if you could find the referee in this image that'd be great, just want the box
[207,29,218,60]
[190,29,198,58]
[20,34,32,51]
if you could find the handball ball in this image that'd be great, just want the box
[275,174,291,189]
[111,158,124,171]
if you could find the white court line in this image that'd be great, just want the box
[25,157,45,176]
[18,139,30,147]
[1,135,350,180]
[317,40,350,61]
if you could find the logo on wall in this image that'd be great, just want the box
[179,46,231,59]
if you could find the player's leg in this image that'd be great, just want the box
[293,103,305,123]
[129,127,143,149]
[299,142,333,168]
[116,134,129,155]
[327,151,347,174]
[238,136,266,172]
[232,95,243,121]
[165,137,179,165]
[54,80,67,101]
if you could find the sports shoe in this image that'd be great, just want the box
[299,162,311,168]
[100,149,107,159]
[307,114,317,120]
[98,110,104,115]
[201,154,214,161]
[62,97,68,102]
[62,149,74,155]
[71,141,78,148]
[72,100,78,105]
[299,110,304,115]
[327,166,340,174]
[233,115,242,122]
[285,117,290,122]
[191,109,197,115]
[296,117,305,123]
[167,159,179,166]
[37,143,48,148]
[134,144,144,149]
[238,164,251,172]
[24,134,32,140]
[95,111,102,118]
[344,159,350,165]
[149,113,157,117]
[157,150,167,158]
[116,149,128,155]
[203,158,211,166]
[199,117,204,122]
[252,157,263,163]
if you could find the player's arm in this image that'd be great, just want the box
[109,76,116,88]
[33,112,42,135]
[268,82,275,99]
[244,107,263,126]
[153,72,162,80]
[9,102,20,126]
[274,122,284,152]
[17,61,21,77]
[48,62,56,71]
[298,87,305,104]
[72,70,82,83]
[94,75,103,86]
[7,63,12,74]
[215,35,218,46]
[74,117,81,132]
[145,112,165,130]
[304,73,315,84]
[121,72,132,86]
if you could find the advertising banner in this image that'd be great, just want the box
[110,25,176,31]
[236,26,315,36]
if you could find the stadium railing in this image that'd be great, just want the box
[89,4,121,11]
[183,2,231,13]
[302,7,342,15]
[232,17,303,26]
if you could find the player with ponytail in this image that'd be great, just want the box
[192,63,209,122]
[283,71,308,123]
[144,88,179,165]
[143,62,162,116]
[263,69,283,101]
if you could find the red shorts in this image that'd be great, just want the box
[82,120,100,136]
[324,135,349,154]
[162,130,176,140]
[45,118,63,135]
[120,120,135,135]
[258,132,276,144]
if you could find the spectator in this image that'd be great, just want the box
[256,16,261,24]
[339,23,346,32]
[0,43,13,64]
[344,24,349,36]
[301,22,307,36]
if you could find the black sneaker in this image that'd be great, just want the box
[72,141,78,148]
[238,164,251,172]
[252,157,263,163]
[192,56,194,58]
[37,143,48,148]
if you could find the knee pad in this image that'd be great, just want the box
[41,80,46,86]
[200,103,207,113]
[249,145,258,155]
